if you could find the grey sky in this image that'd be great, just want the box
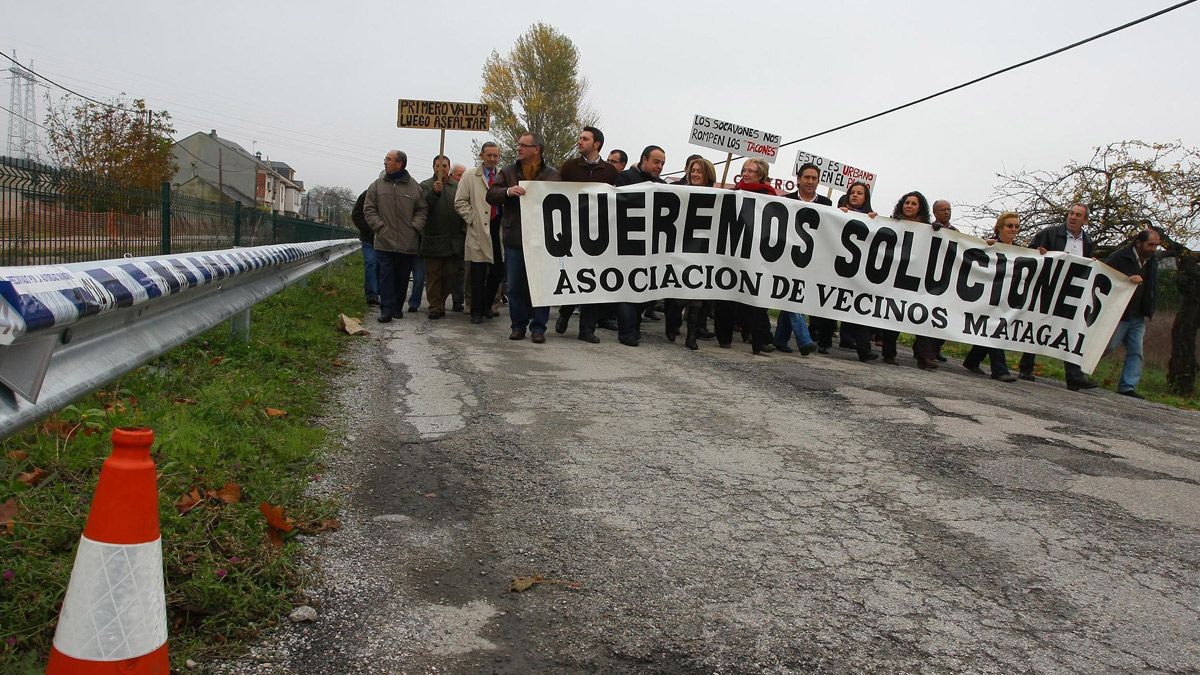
[4,0,1197,230]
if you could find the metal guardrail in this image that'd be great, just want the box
[0,238,360,438]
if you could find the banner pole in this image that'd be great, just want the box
[719,152,733,187]
[437,128,447,180]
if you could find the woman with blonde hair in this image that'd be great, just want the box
[667,156,718,350]
[962,211,1021,382]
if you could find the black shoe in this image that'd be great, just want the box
[1119,389,1144,399]
[643,310,661,321]
[1018,372,1036,382]
[666,330,678,342]
[800,344,817,356]
[470,316,483,325]
[377,314,393,323]
[859,352,879,362]
[839,342,856,349]
[1067,378,1099,391]
[964,364,986,375]
[935,354,948,363]
[598,319,619,331]
[817,346,830,355]
[685,333,699,351]
[578,333,600,344]
[408,305,420,313]
[697,329,716,340]
[774,343,794,353]
[719,342,731,349]
[555,313,570,334]
[452,304,464,312]
[993,373,1018,382]
[428,311,444,320]
[883,356,899,365]
[619,337,640,347]
[366,295,380,306]
[761,343,776,353]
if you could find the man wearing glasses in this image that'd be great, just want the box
[487,132,560,343]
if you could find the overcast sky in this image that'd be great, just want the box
[4,0,1197,231]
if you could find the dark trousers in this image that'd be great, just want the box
[664,298,684,338]
[965,345,1011,377]
[878,329,899,359]
[911,335,937,361]
[1020,353,1084,382]
[558,304,600,337]
[377,250,416,317]
[811,317,836,349]
[469,261,504,319]
[842,322,876,360]
[615,302,641,342]
[715,301,771,348]
[424,255,459,314]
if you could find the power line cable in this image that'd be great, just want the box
[0,102,48,131]
[1,51,142,113]
[666,0,1197,177]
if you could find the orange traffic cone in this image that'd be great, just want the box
[46,427,169,675]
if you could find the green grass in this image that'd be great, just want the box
[0,257,366,671]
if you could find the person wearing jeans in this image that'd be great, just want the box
[504,245,549,337]
[773,311,817,355]
[1104,228,1161,399]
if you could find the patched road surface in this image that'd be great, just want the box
[215,309,1200,674]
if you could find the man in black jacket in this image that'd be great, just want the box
[611,145,666,346]
[1104,228,1161,398]
[1019,204,1098,390]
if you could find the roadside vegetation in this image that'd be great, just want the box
[0,259,366,672]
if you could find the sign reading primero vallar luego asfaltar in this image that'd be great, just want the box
[396,99,490,131]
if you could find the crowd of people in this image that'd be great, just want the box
[351,126,1161,399]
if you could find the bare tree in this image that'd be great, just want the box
[42,93,175,190]
[967,140,1200,247]
[479,23,598,168]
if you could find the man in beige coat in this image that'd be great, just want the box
[454,142,504,325]
[364,149,428,323]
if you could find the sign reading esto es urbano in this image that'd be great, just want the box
[792,150,877,193]
[396,99,490,131]
[689,114,780,163]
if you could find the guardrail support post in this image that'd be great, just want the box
[160,181,171,255]
[230,308,251,342]
[233,201,242,247]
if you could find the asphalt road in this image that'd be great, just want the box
[214,307,1200,674]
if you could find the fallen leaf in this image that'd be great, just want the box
[304,518,340,533]
[510,574,581,593]
[17,468,47,487]
[174,398,197,405]
[208,482,242,505]
[39,420,76,440]
[175,487,203,515]
[264,408,288,418]
[180,552,199,564]
[6,450,28,461]
[209,356,225,366]
[324,289,337,297]
[337,313,369,336]
[259,502,295,533]
[423,492,437,498]
[332,359,347,368]
[0,498,16,535]
[266,528,285,548]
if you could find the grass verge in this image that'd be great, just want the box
[0,256,366,672]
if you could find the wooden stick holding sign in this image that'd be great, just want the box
[396,98,491,183]
[688,113,780,187]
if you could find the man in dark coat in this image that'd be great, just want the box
[555,126,619,343]
[486,132,560,343]
[351,190,379,306]
[1104,228,1162,398]
[611,145,667,346]
[419,155,467,319]
[1018,204,1099,390]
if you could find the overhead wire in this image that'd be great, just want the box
[664,0,1198,177]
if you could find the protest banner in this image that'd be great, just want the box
[396,98,490,179]
[689,114,781,186]
[519,182,1135,373]
[792,150,877,193]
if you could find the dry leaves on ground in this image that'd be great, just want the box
[338,313,369,336]
[207,482,242,504]
[0,498,17,535]
[17,468,48,487]
[264,407,288,419]
[510,574,582,593]
[6,450,28,461]
[259,502,296,547]
[175,487,203,515]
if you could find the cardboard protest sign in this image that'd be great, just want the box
[519,182,1135,373]
[396,99,490,131]
[792,150,877,192]
[689,114,780,163]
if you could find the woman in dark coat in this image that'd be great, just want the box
[837,181,880,362]
[890,191,939,369]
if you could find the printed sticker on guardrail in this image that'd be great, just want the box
[0,241,336,345]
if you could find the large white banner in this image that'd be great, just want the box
[520,182,1135,373]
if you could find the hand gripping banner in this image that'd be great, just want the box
[519,182,1136,373]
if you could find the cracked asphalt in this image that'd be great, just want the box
[212,308,1200,674]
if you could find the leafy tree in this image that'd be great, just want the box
[303,185,356,227]
[42,93,175,191]
[969,140,1200,247]
[479,22,597,168]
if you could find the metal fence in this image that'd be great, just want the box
[0,160,356,266]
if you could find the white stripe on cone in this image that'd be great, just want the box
[51,536,168,661]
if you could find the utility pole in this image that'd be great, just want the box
[5,51,40,162]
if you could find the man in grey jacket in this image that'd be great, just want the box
[364,149,428,323]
